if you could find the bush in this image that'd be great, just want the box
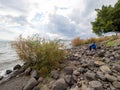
[12,35,66,77]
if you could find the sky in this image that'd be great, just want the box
[0,0,118,40]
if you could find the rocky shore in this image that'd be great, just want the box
[0,42,120,90]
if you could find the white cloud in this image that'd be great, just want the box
[0,0,118,40]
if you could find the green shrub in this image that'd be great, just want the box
[106,40,115,47]
[12,35,66,77]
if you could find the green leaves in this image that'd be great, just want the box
[92,0,120,35]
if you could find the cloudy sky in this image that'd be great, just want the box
[0,0,118,40]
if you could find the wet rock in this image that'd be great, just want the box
[89,81,103,90]
[23,77,39,90]
[51,70,59,80]
[100,65,111,74]
[6,70,12,74]
[64,67,73,75]
[85,71,96,81]
[25,67,32,75]
[31,70,39,80]
[112,81,120,89]
[64,75,74,86]
[52,78,68,90]
[13,64,21,70]
[105,74,117,82]
[0,76,3,80]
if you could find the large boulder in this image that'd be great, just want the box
[89,81,103,90]
[51,70,59,80]
[23,77,39,90]
[52,78,68,90]
[13,64,21,70]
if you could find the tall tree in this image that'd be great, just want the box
[91,0,120,35]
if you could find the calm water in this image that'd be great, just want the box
[0,41,23,76]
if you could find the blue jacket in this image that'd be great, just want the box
[90,43,96,49]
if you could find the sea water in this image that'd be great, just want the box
[0,41,23,76]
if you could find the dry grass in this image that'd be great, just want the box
[72,35,118,46]
[12,35,66,77]
[71,37,85,46]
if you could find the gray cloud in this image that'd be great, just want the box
[0,15,28,25]
[0,0,28,12]
[46,14,79,39]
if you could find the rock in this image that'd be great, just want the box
[52,78,68,90]
[85,71,96,81]
[82,83,94,90]
[0,76,3,80]
[64,75,74,86]
[78,67,87,74]
[81,63,89,68]
[112,81,120,89]
[105,74,117,82]
[89,81,103,90]
[38,77,44,83]
[51,70,59,80]
[25,67,32,75]
[73,70,80,76]
[94,61,105,67]
[31,70,39,80]
[32,86,40,90]
[9,70,21,77]
[110,56,115,60]
[98,50,105,57]
[64,67,73,75]
[96,71,105,80]
[113,64,120,72]
[6,70,12,74]
[100,65,111,74]
[114,53,120,60]
[13,64,21,70]
[23,77,39,90]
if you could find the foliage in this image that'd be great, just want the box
[12,35,66,77]
[91,0,120,35]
